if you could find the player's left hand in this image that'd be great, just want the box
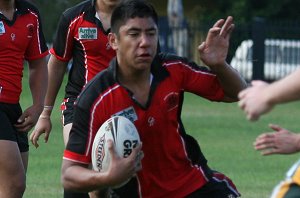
[14,104,42,132]
[198,16,234,70]
[254,124,300,155]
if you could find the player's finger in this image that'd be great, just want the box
[268,124,284,132]
[260,147,278,156]
[238,89,248,100]
[220,16,233,37]
[107,139,118,159]
[237,99,245,109]
[44,130,50,143]
[197,42,206,52]
[30,132,40,148]
[212,19,225,28]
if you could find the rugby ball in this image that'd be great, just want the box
[91,116,140,187]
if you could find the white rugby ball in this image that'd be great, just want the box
[91,116,140,187]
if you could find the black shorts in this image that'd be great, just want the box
[187,171,241,198]
[0,102,29,152]
[110,171,240,198]
[61,97,76,126]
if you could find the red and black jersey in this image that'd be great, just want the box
[50,0,116,98]
[64,53,225,197]
[0,0,48,104]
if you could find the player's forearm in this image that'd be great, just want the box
[62,163,108,192]
[215,62,248,101]
[43,55,68,115]
[28,57,48,111]
[265,69,300,106]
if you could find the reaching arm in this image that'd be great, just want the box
[238,69,300,121]
[14,57,48,132]
[198,16,247,102]
[30,55,68,147]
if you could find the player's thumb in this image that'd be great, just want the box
[269,123,283,132]
[197,42,206,52]
[17,112,28,123]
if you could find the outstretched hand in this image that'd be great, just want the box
[198,16,234,69]
[254,124,300,155]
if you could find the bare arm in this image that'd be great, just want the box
[14,57,48,132]
[198,16,247,102]
[238,69,300,121]
[30,55,68,147]
[62,141,143,192]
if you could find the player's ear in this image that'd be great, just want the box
[108,32,118,50]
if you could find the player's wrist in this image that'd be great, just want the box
[44,105,54,110]
[39,115,50,120]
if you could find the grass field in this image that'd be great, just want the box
[20,68,300,198]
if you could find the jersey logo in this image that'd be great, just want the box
[113,106,138,122]
[0,21,5,34]
[78,27,97,39]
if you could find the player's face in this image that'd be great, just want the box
[112,17,158,71]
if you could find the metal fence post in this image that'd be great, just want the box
[252,17,266,80]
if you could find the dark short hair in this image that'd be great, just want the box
[111,0,158,34]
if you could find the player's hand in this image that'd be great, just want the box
[105,140,143,187]
[238,80,273,121]
[30,116,52,148]
[198,16,234,69]
[254,124,300,155]
[14,104,42,132]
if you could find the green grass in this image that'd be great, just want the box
[20,67,300,198]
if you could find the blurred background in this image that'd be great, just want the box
[31,0,300,81]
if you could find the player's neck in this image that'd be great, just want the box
[95,1,113,31]
[0,0,15,20]
[118,66,152,106]
[95,0,115,15]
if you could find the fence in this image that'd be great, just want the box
[158,17,300,81]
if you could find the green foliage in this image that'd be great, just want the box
[20,66,300,197]
[31,0,82,42]
[188,0,300,24]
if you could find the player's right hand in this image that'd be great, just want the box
[30,116,52,148]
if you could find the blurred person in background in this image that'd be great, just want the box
[167,0,188,57]
[239,69,300,198]
[0,0,48,197]
[30,0,123,197]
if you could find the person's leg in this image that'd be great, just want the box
[0,140,26,198]
[0,105,27,198]
[63,123,73,146]
[62,100,89,198]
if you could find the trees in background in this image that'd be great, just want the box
[33,0,300,42]
[186,0,300,24]
[31,0,82,42]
